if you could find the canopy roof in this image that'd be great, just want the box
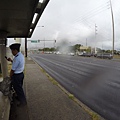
[0,0,49,38]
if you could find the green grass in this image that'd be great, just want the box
[91,113,100,120]
[114,55,120,59]
[46,73,58,85]
[68,94,74,100]
[40,68,46,73]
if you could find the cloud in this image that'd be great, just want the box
[29,0,120,50]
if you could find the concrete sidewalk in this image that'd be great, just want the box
[24,57,93,120]
[9,57,104,120]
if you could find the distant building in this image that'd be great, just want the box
[79,46,102,54]
[91,47,101,54]
[80,46,91,53]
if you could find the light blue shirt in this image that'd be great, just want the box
[12,52,24,74]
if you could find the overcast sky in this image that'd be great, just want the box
[8,0,120,50]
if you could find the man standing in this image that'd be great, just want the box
[7,43,27,106]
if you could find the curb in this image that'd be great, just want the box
[29,56,106,120]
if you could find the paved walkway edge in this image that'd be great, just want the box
[0,93,10,120]
[31,56,105,120]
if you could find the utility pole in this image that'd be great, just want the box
[95,24,97,54]
[109,0,115,57]
[54,40,56,51]
[102,42,103,59]
[86,38,87,47]
[95,24,97,39]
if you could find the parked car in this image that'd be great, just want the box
[78,52,83,56]
[68,52,75,56]
[79,53,92,57]
[96,53,113,59]
[56,51,61,55]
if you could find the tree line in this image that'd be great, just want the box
[38,44,120,55]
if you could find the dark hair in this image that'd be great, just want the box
[12,48,20,52]
[9,43,21,52]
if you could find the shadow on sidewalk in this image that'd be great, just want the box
[9,95,29,120]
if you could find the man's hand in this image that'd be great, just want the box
[7,58,13,63]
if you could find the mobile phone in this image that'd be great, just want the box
[5,56,8,59]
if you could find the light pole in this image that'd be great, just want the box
[54,40,56,51]
[102,42,103,59]
[95,24,97,54]
[109,0,115,57]
[86,38,87,47]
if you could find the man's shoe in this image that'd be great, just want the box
[15,96,20,101]
[17,102,27,107]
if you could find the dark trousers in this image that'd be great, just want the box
[11,72,27,104]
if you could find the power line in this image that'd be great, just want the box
[73,7,110,26]
[72,2,110,23]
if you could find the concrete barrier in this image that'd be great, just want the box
[0,78,10,120]
[0,64,1,74]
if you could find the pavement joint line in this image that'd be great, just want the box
[29,57,106,120]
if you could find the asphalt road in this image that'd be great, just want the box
[30,54,120,120]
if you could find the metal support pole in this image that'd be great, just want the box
[95,24,97,54]
[25,38,27,57]
[55,40,56,49]
[0,31,8,78]
[110,0,115,57]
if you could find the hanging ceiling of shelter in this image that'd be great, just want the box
[0,0,49,38]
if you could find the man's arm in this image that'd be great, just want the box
[10,69,14,78]
[5,56,13,63]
